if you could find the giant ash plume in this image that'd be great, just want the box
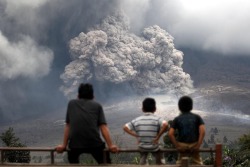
[60,12,193,98]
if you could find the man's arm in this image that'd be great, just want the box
[56,123,69,153]
[168,127,180,149]
[123,124,138,137]
[192,124,206,150]
[123,124,139,144]
[100,124,118,153]
[153,121,168,144]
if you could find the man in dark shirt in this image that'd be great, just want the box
[56,83,118,164]
[168,96,205,165]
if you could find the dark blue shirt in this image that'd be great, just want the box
[172,112,204,143]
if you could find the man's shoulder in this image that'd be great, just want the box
[68,99,102,110]
[69,99,78,102]
[134,114,161,121]
[173,114,181,119]
[173,113,189,121]
[131,115,147,122]
[87,99,101,104]
[133,115,144,121]
[186,112,204,123]
[69,99,101,105]
[190,112,202,118]
[68,99,78,104]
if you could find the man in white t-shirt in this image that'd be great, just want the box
[123,97,168,165]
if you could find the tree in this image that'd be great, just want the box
[204,133,250,167]
[0,127,30,163]
[236,133,250,166]
[223,134,250,167]
[210,134,215,144]
[213,127,219,135]
[223,136,228,143]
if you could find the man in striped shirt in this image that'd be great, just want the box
[123,97,168,165]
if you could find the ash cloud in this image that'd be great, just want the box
[0,31,53,79]
[0,0,119,122]
[122,0,250,56]
[61,12,193,98]
[1,0,249,123]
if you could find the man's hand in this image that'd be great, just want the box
[56,123,69,153]
[175,144,187,153]
[108,144,119,153]
[55,145,66,153]
[152,138,159,144]
[190,143,200,152]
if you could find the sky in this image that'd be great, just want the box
[0,0,250,122]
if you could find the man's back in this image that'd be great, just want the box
[168,96,205,165]
[172,112,204,143]
[56,83,118,164]
[66,99,106,148]
[127,113,163,150]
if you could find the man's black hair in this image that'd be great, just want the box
[142,97,156,113]
[178,96,193,113]
[78,83,94,99]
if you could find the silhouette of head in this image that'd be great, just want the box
[178,96,193,113]
[78,83,94,99]
[142,97,156,113]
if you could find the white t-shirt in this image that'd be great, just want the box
[125,113,165,151]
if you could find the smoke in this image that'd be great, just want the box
[0,31,53,79]
[0,0,53,79]
[0,0,249,123]
[0,0,121,122]
[60,12,193,98]
[118,0,250,56]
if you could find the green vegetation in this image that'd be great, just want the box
[0,127,30,163]
[222,133,250,167]
[202,128,250,167]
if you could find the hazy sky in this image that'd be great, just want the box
[0,0,249,121]
[122,0,250,56]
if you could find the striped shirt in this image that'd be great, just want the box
[126,113,165,151]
